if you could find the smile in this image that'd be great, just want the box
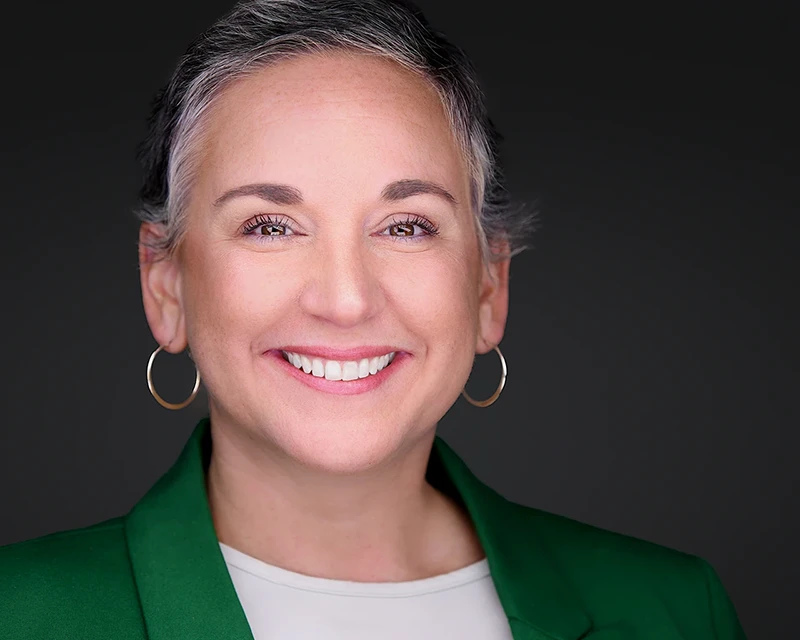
[281,350,397,381]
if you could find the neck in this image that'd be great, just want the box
[205,411,484,582]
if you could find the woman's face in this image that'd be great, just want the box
[141,52,508,472]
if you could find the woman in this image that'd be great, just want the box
[1,1,746,638]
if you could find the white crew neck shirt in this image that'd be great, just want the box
[220,542,514,639]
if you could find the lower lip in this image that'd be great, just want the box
[265,350,407,396]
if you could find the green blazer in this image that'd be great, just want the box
[1,418,746,639]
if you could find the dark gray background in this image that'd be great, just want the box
[1,2,796,637]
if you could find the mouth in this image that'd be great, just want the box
[264,347,406,396]
[281,350,397,381]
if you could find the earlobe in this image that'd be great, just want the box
[139,223,187,353]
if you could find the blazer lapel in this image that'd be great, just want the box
[124,421,254,640]
[430,437,595,640]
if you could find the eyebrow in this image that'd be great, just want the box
[213,183,303,207]
[212,179,457,208]
[380,179,458,206]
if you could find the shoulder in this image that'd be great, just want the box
[510,501,746,637]
[519,502,700,580]
[0,518,146,639]
[1,517,126,566]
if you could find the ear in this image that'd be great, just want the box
[139,223,187,353]
[476,247,511,354]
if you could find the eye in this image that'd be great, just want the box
[381,215,439,240]
[241,214,296,239]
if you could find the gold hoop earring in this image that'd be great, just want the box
[146,345,201,410]
[461,345,507,408]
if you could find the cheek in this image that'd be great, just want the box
[385,248,481,415]
[384,246,480,343]
[179,237,299,353]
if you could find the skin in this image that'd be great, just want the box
[139,51,510,582]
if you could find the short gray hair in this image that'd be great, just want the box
[136,0,534,261]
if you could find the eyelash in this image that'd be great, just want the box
[382,214,440,240]
[241,214,294,240]
[240,214,440,241]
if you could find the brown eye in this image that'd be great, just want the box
[242,214,296,240]
[380,215,439,241]
[261,224,286,236]
[390,223,415,236]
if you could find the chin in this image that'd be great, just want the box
[208,372,446,475]
[266,415,418,475]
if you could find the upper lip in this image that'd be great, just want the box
[273,346,402,360]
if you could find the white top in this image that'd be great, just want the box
[220,542,514,639]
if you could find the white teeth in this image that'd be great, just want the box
[283,351,396,381]
[342,361,359,381]
[324,360,342,381]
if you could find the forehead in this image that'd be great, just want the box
[196,51,469,200]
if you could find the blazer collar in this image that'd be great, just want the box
[124,420,252,640]
[125,419,593,640]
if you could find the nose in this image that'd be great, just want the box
[299,237,384,327]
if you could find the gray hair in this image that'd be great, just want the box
[136,0,534,262]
